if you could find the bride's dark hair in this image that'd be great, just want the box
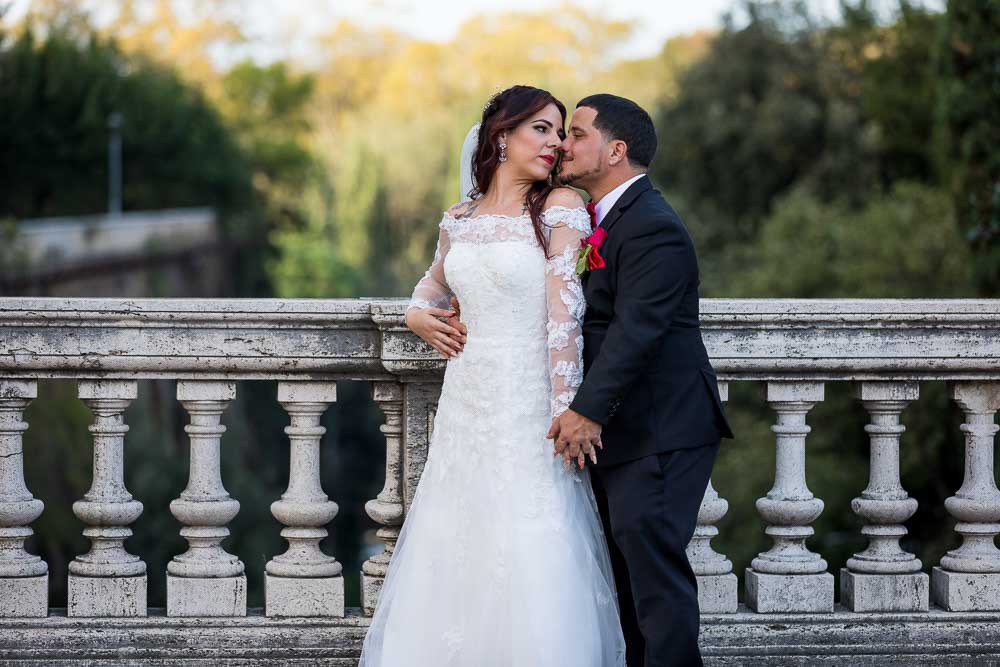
[470,85,567,254]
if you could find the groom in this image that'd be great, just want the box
[548,94,734,667]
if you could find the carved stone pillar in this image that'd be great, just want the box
[932,382,1000,611]
[167,381,246,617]
[68,380,146,617]
[842,381,927,612]
[687,380,737,613]
[746,381,833,613]
[362,381,404,616]
[0,380,47,618]
[401,381,442,511]
[265,381,343,617]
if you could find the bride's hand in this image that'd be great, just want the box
[405,307,465,358]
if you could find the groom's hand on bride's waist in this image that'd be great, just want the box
[548,410,602,470]
[446,297,468,343]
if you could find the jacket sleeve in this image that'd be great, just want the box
[569,217,696,424]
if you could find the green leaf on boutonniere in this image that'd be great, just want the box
[576,245,592,275]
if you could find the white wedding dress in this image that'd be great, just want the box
[359,205,626,667]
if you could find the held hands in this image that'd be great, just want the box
[404,296,468,359]
[547,409,602,469]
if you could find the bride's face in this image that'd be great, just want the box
[500,103,564,183]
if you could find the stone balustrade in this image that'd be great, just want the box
[0,297,998,665]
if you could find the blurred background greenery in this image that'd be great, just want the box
[1,0,997,609]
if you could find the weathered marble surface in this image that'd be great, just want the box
[2,608,1000,665]
[1,298,998,379]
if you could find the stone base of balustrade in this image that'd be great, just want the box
[68,574,147,617]
[0,574,48,618]
[701,606,1000,665]
[745,569,834,613]
[360,573,383,616]
[698,573,739,613]
[265,573,344,618]
[166,574,247,617]
[932,567,1000,612]
[5,607,1000,665]
[841,569,929,612]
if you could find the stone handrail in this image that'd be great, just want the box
[3,297,997,378]
[1,297,999,663]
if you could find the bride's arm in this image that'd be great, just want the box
[542,201,591,420]
[405,213,463,358]
[408,213,453,311]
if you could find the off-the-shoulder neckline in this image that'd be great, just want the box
[442,205,586,223]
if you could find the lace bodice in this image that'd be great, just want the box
[409,205,592,418]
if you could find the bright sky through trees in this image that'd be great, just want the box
[7,0,922,65]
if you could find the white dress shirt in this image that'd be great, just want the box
[593,173,647,227]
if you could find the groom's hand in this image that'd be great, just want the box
[548,409,602,469]
[447,297,468,346]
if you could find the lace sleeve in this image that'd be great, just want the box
[543,206,591,418]
[408,214,453,311]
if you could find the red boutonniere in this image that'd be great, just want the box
[577,226,608,275]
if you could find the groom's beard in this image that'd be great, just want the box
[558,163,601,188]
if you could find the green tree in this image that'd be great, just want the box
[651,1,950,254]
[728,182,973,298]
[651,2,876,247]
[941,0,1000,293]
[847,3,946,186]
[219,61,317,227]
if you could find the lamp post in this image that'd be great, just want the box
[107,112,122,217]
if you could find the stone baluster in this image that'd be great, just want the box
[265,381,343,617]
[68,380,146,617]
[932,382,1000,611]
[0,380,47,618]
[362,381,405,616]
[687,380,737,613]
[842,382,927,612]
[400,382,442,510]
[167,381,245,617]
[746,381,833,613]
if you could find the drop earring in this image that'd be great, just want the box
[499,142,507,162]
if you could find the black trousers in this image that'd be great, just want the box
[590,441,720,667]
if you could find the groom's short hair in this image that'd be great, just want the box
[577,94,657,169]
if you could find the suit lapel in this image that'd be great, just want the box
[598,174,652,237]
[583,176,652,293]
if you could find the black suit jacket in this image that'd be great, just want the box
[570,175,734,467]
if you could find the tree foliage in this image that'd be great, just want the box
[941,0,1000,292]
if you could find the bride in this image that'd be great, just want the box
[359,85,626,667]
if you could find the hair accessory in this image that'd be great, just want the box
[482,86,504,114]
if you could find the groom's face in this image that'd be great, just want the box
[558,106,605,188]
